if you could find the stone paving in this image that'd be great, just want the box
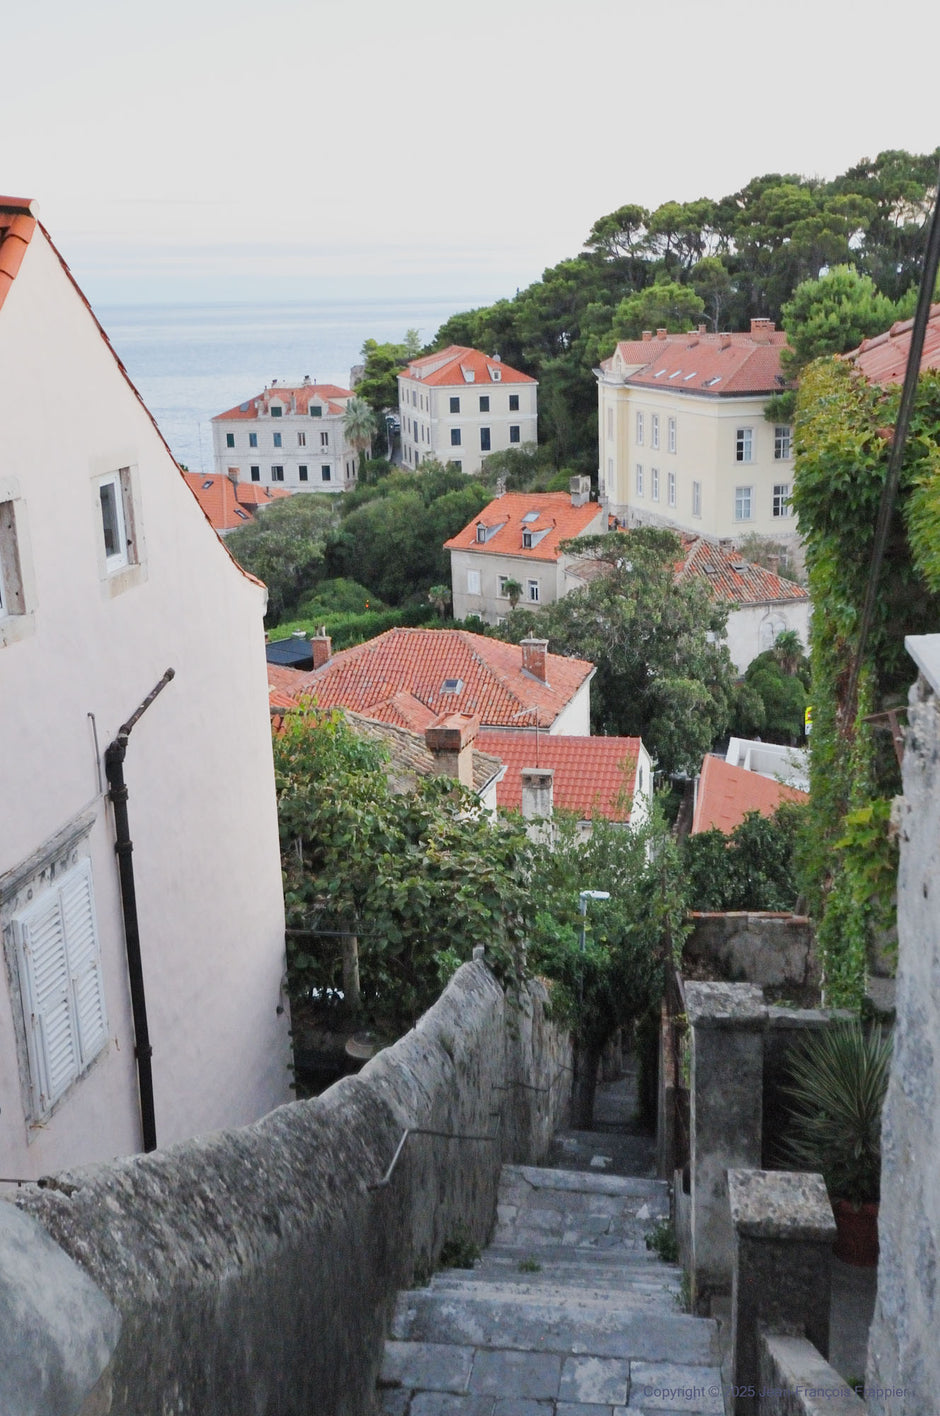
[377,1159,725,1416]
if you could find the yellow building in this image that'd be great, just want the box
[597,321,795,545]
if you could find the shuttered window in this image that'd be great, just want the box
[13,860,108,1116]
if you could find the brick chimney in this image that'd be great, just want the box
[425,712,480,788]
[311,629,332,669]
[698,324,707,335]
[569,475,591,508]
[656,328,668,340]
[521,767,554,844]
[719,332,732,350]
[641,330,653,341]
[520,637,549,683]
[750,318,775,335]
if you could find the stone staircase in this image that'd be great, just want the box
[377,1160,725,1415]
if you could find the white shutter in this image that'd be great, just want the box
[60,862,108,1065]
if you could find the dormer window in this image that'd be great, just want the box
[489,367,501,381]
[270,405,283,417]
[523,530,533,548]
[309,405,322,417]
[462,367,475,383]
[521,511,539,522]
[441,678,464,695]
[476,523,487,543]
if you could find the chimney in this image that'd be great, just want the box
[569,474,591,508]
[641,330,653,341]
[227,466,239,484]
[521,767,554,845]
[656,328,668,340]
[520,637,549,683]
[750,318,775,334]
[698,324,707,335]
[719,332,732,350]
[425,712,480,788]
[311,629,332,669]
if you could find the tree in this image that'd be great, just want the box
[494,528,736,775]
[781,265,900,375]
[690,256,734,330]
[503,578,522,610]
[681,804,803,913]
[608,280,705,341]
[356,338,409,424]
[343,396,378,473]
[225,494,338,625]
[427,584,451,618]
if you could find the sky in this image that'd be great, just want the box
[5,0,939,307]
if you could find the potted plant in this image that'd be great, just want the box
[782,1021,892,1266]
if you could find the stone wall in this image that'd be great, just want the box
[684,913,818,1000]
[759,1334,866,1415]
[1,960,570,1416]
[867,667,940,1413]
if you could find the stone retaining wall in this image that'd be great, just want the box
[759,1333,866,1415]
[2,960,570,1416]
[684,913,818,1000]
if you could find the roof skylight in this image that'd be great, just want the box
[522,511,540,522]
[703,376,722,387]
[441,678,464,694]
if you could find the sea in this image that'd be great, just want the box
[99,295,491,475]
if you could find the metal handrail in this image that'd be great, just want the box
[490,1060,574,1095]
[368,1115,502,1191]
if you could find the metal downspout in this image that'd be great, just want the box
[104,668,175,1154]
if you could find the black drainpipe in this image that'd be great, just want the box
[104,668,175,1154]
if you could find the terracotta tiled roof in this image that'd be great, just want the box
[401,346,536,388]
[232,482,292,507]
[444,492,603,562]
[678,537,809,606]
[182,473,291,531]
[849,303,940,385]
[604,324,788,396]
[354,690,438,733]
[477,731,642,821]
[691,754,808,835]
[275,627,594,729]
[345,712,502,797]
[213,384,353,421]
[0,197,38,312]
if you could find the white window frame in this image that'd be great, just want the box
[692,480,702,518]
[635,463,644,497]
[636,411,645,445]
[735,427,754,463]
[735,485,754,521]
[667,417,677,454]
[773,483,792,518]
[298,431,306,447]
[0,499,25,620]
[651,467,660,502]
[466,569,482,595]
[498,575,510,598]
[97,471,131,573]
[527,578,540,603]
[667,470,676,507]
[12,859,108,1119]
[607,407,614,440]
[651,414,660,450]
[774,425,792,460]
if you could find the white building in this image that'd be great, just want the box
[211,380,361,493]
[398,345,538,475]
[0,196,291,1180]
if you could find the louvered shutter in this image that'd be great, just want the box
[60,862,108,1066]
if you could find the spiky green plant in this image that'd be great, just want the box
[782,1022,892,1205]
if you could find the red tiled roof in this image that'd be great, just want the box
[605,324,788,396]
[849,303,940,385]
[401,345,536,388]
[0,197,38,313]
[275,627,594,729]
[233,482,292,507]
[678,537,809,606]
[477,731,642,821]
[213,384,353,421]
[182,473,291,531]
[691,754,808,835]
[444,492,603,562]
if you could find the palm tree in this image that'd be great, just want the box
[427,584,451,619]
[772,629,804,677]
[504,578,523,610]
[343,397,377,476]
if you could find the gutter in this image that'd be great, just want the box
[104,669,175,1154]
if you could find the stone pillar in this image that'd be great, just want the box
[685,982,765,1308]
[727,1168,836,1416]
[425,712,481,788]
[521,767,554,844]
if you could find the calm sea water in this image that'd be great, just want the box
[99,296,487,474]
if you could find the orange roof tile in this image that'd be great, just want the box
[678,537,809,606]
[234,482,292,507]
[401,346,536,388]
[604,323,788,397]
[444,492,604,563]
[275,627,594,729]
[213,383,353,421]
[182,473,291,531]
[477,731,641,821]
[849,303,940,385]
[0,197,38,313]
[691,754,808,835]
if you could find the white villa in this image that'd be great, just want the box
[398,345,538,475]
[212,379,362,493]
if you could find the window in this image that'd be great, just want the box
[298,432,306,447]
[479,396,490,412]
[651,414,660,450]
[667,470,676,507]
[451,461,462,472]
[450,396,460,414]
[736,427,753,462]
[271,466,285,482]
[97,471,134,573]
[467,569,481,595]
[250,465,260,482]
[12,859,108,1119]
[309,405,322,417]
[527,579,540,603]
[692,480,702,518]
[498,576,509,597]
[320,431,329,448]
[273,432,283,449]
[270,405,282,418]
[249,432,258,448]
[0,500,26,620]
[773,483,792,518]
[775,425,792,460]
[635,464,644,496]
[490,367,501,381]
[509,425,521,443]
[321,466,331,482]
[636,411,645,444]
[509,394,520,412]
[668,417,677,454]
[299,465,308,482]
[480,427,491,452]
[451,428,462,446]
[225,433,235,448]
[651,467,660,502]
[735,485,753,520]
[476,523,487,543]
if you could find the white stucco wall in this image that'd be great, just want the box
[724,599,811,674]
[549,676,593,736]
[399,372,538,475]
[0,229,291,1180]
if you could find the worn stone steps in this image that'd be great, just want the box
[377,1157,725,1415]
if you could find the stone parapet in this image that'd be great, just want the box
[759,1333,866,1415]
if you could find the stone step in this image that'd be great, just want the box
[476,1241,673,1276]
[499,1164,668,1200]
[428,1271,682,1303]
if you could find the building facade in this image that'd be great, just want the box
[398,346,538,475]
[597,322,796,545]
[0,197,291,1180]
[211,380,361,493]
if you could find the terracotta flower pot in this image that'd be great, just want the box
[832,1198,879,1266]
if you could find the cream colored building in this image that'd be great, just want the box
[212,380,361,493]
[597,321,796,545]
[0,198,291,1181]
[398,345,538,475]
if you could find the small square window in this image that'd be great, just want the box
[450,396,460,414]
[270,405,282,418]
[480,427,491,451]
[97,471,135,573]
[451,428,462,446]
[225,432,235,448]
[271,465,285,482]
[249,432,258,448]
[250,465,260,482]
[736,427,753,462]
[309,405,322,417]
[509,394,520,412]
[735,485,753,520]
[321,465,331,482]
[299,465,308,482]
[479,396,490,412]
[509,425,520,443]
[273,432,282,448]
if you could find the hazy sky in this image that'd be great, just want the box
[6,0,939,306]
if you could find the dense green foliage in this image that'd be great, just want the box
[492,527,736,774]
[681,804,803,912]
[780,265,902,375]
[730,643,810,744]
